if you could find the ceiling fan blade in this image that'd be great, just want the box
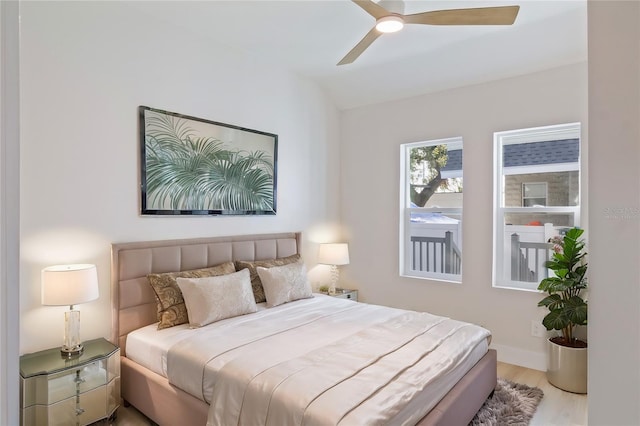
[404,5,520,26]
[352,0,389,19]
[338,27,382,65]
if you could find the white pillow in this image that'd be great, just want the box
[176,268,257,327]
[257,262,313,308]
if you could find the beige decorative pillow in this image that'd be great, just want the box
[176,269,257,328]
[235,254,301,303]
[147,261,236,329]
[257,262,313,308]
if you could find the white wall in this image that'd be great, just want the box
[340,63,588,370]
[0,1,20,424]
[587,1,640,424]
[19,2,341,354]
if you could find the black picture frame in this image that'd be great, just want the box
[139,106,277,215]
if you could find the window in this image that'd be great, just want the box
[493,123,581,291]
[400,137,463,282]
[522,182,547,207]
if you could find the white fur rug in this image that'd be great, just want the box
[469,378,544,425]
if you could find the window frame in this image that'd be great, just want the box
[400,137,463,283]
[492,122,582,291]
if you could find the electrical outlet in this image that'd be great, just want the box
[530,320,547,338]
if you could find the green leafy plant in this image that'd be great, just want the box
[537,227,588,346]
[144,112,274,211]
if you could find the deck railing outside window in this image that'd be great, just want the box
[410,231,462,274]
[510,233,551,282]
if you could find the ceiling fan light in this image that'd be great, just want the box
[375,16,404,33]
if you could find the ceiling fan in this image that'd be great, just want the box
[338,0,520,65]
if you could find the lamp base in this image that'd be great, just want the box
[328,265,339,295]
[60,344,83,357]
[62,309,83,358]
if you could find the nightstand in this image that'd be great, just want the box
[20,337,120,426]
[331,288,358,302]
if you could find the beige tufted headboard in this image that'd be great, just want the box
[110,232,301,355]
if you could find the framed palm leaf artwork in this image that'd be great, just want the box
[139,106,277,215]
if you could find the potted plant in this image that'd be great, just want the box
[537,226,588,393]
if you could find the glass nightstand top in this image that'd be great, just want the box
[20,338,118,378]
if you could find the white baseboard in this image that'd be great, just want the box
[490,343,547,372]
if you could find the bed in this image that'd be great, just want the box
[110,232,497,426]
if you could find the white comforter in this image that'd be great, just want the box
[165,295,490,426]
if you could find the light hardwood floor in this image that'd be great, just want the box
[113,362,588,425]
[497,362,587,426]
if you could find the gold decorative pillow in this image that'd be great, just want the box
[235,254,301,303]
[147,261,236,329]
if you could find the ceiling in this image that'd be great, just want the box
[129,0,588,110]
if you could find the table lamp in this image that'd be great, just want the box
[318,243,350,295]
[41,264,99,357]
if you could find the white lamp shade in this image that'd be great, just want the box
[318,243,350,266]
[41,264,99,306]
